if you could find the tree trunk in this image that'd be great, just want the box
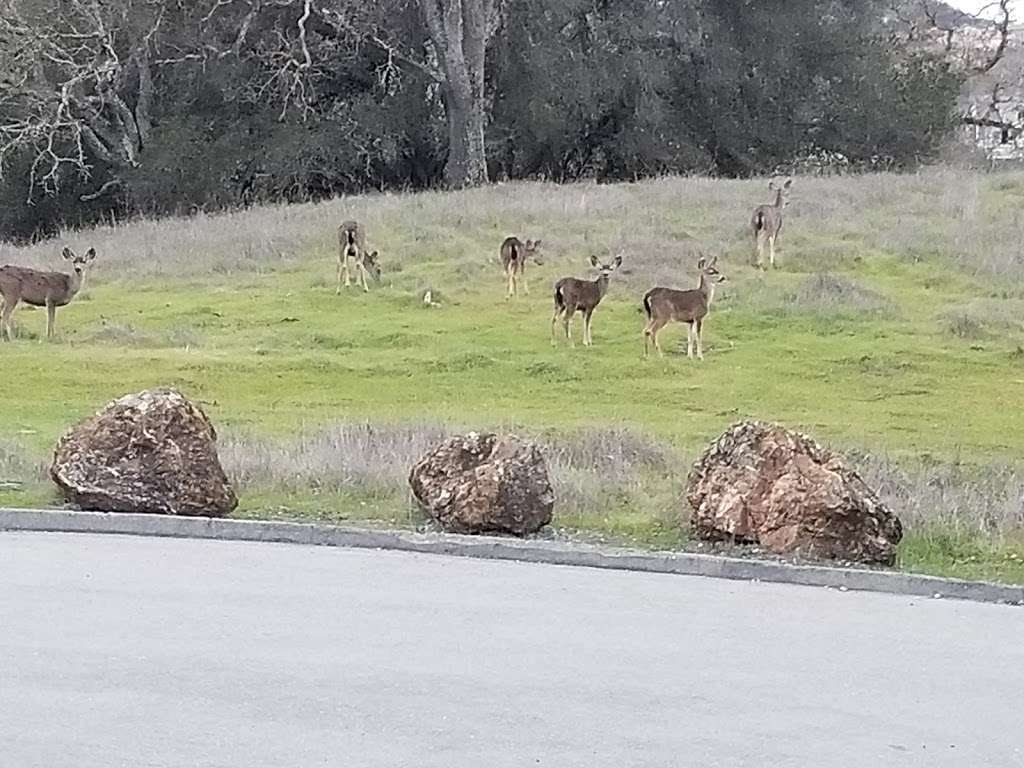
[420,0,494,188]
[442,74,488,187]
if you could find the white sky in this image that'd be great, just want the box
[946,0,1023,19]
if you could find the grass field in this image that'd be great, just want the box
[2,170,1024,583]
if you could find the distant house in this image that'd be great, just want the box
[886,5,1024,162]
[960,27,1024,162]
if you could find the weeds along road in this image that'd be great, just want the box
[1,532,1021,768]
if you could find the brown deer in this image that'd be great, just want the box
[500,236,542,298]
[0,247,96,341]
[642,256,726,360]
[751,178,792,269]
[337,220,381,293]
[551,254,622,347]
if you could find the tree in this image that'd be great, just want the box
[417,0,500,186]
[890,0,1021,148]
[0,0,172,200]
[0,0,970,241]
[193,0,502,188]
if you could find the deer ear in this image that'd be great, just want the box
[533,240,542,249]
[710,255,718,266]
[697,257,706,269]
[85,247,96,261]
[784,178,793,189]
[589,254,599,267]
[614,255,623,268]
[62,247,74,260]
[768,181,776,191]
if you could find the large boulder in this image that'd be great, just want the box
[51,388,238,517]
[687,421,902,565]
[409,432,554,535]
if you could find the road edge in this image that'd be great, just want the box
[2,507,1022,605]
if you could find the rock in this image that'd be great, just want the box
[409,432,554,535]
[50,388,238,517]
[686,421,902,565]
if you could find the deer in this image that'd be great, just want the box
[0,247,96,342]
[337,220,381,293]
[751,178,792,269]
[642,256,726,360]
[500,236,542,298]
[551,254,622,347]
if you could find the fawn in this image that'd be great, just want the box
[551,254,622,347]
[337,220,381,293]
[751,178,792,269]
[0,247,96,341]
[642,256,726,360]
[500,237,542,298]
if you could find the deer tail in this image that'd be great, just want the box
[753,211,765,232]
[554,281,566,310]
[642,289,654,319]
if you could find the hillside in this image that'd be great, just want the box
[2,171,1024,582]
[886,1,983,29]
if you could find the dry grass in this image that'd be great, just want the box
[222,423,684,536]
[2,420,1023,580]
[939,298,1024,339]
[16,421,1022,541]
[223,422,1024,538]
[0,438,43,492]
[788,273,895,315]
[2,169,1021,290]
[858,453,1024,535]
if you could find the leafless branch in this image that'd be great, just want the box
[79,177,123,201]
[0,0,172,196]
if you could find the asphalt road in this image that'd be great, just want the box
[0,532,1021,768]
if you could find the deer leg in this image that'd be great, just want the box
[769,236,777,268]
[46,302,56,340]
[564,312,575,348]
[336,259,344,294]
[581,310,593,346]
[695,319,704,360]
[551,308,562,346]
[507,269,515,299]
[358,261,370,293]
[342,256,353,288]
[0,298,12,341]
[648,319,667,358]
[686,323,695,359]
[754,234,765,270]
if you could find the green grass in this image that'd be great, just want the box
[3,171,1024,583]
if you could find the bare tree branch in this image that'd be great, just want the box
[0,0,175,197]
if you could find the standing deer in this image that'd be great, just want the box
[642,256,726,360]
[751,178,792,269]
[551,254,622,347]
[337,220,381,293]
[0,247,96,341]
[500,236,542,298]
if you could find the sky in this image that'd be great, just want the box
[946,0,1023,19]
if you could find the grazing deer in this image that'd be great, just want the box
[551,255,622,347]
[337,220,381,293]
[500,236,542,298]
[751,178,792,269]
[642,256,726,360]
[0,247,96,341]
